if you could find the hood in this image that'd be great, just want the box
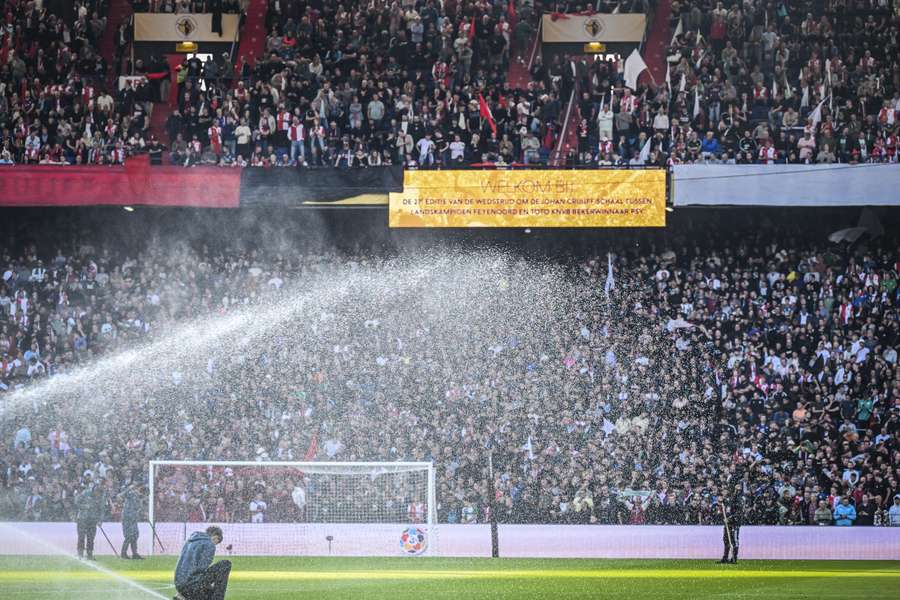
[187,532,211,544]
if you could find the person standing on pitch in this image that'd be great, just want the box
[119,483,144,559]
[174,526,231,600]
[719,489,744,564]
[75,482,106,560]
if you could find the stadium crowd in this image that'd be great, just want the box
[0,0,900,168]
[159,0,568,168]
[1,214,898,528]
[568,0,900,166]
[0,0,572,167]
[0,0,253,166]
[2,0,898,167]
[0,0,173,165]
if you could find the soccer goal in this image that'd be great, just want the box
[148,461,437,557]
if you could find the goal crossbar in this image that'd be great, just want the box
[150,460,433,468]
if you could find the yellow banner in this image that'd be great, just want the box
[390,170,666,228]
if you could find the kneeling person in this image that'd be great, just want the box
[174,526,231,600]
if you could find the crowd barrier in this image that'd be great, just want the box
[2,522,898,559]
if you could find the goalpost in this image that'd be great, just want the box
[148,461,437,557]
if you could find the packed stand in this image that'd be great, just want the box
[568,0,899,166]
[161,0,571,167]
[129,1,243,13]
[0,0,249,166]
[1,217,898,527]
[0,0,179,165]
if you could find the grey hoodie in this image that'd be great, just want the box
[174,531,216,588]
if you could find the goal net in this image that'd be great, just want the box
[148,461,437,557]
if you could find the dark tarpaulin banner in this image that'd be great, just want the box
[239,166,403,207]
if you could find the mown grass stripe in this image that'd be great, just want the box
[0,569,897,582]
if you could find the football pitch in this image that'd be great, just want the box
[1,556,898,599]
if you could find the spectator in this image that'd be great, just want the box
[889,496,900,527]
[833,497,857,527]
[699,131,721,158]
[249,493,267,524]
[815,501,833,526]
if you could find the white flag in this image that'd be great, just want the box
[826,61,833,113]
[604,253,615,297]
[665,63,671,92]
[638,136,652,163]
[612,3,620,13]
[801,85,809,108]
[693,87,701,118]
[679,72,686,93]
[602,419,616,436]
[671,18,683,44]
[522,435,535,460]
[783,74,793,99]
[809,95,829,130]
[772,76,778,98]
[624,49,648,91]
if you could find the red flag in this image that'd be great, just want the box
[468,16,476,41]
[303,432,318,461]
[479,93,497,136]
[508,0,516,25]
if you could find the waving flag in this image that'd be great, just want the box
[604,253,615,297]
[521,435,535,460]
[809,95,829,130]
[671,18,683,44]
[303,432,318,461]
[638,137,652,163]
[479,93,497,136]
[624,49,648,90]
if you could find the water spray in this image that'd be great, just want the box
[0,523,168,599]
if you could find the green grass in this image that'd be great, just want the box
[0,556,898,599]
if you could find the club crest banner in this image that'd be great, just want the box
[542,14,646,44]
[134,13,241,42]
[390,170,666,228]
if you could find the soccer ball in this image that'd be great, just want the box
[399,526,427,555]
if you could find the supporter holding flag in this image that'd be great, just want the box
[479,94,497,137]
